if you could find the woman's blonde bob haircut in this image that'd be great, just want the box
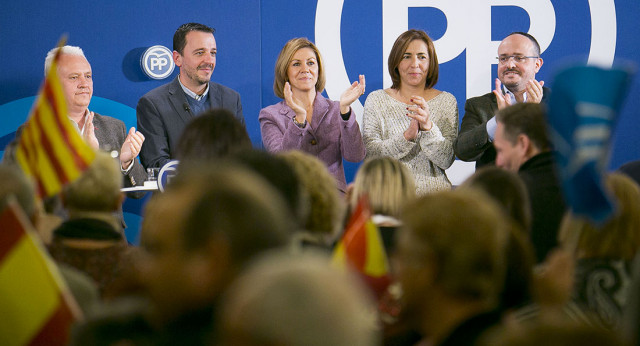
[273,38,326,99]
[349,157,415,218]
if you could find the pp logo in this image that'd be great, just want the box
[315,0,617,124]
[157,160,179,192]
[141,45,175,80]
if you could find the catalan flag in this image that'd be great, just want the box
[332,195,391,298]
[0,198,81,345]
[14,42,95,198]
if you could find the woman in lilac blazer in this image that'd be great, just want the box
[259,38,366,193]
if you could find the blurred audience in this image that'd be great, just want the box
[618,159,640,186]
[348,156,415,254]
[71,164,291,345]
[390,189,509,345]
[458,167,536,314]
[0,163,99,315]
[48,151,129,298]
[279,150,344,250]
[559,172,640,330]
[480,320,625,346]
[219,250,379,346]
[232,149,309,232]
[175,108,252,164]
[459,166,531,233]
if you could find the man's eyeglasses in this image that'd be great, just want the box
[496,55,539,65]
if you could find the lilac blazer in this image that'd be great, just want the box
[259,92,366,192]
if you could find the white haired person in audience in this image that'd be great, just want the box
[219,250,379,346]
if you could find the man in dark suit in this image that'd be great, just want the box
[455,32,550,168]
[3,46,147,191]
[493,103,566,263]
[136,22,244,169]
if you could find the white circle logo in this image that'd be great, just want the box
[141,45,175,80]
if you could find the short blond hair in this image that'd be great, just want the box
[560,173,640,260]
[349,157,415,218]
[273,38,326,99]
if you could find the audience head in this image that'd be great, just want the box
[459,166,531,232]
[278,150,343,243]
[175,108,252,163]
[349,156,415,219]
[273,37,326,99]
[138,163,290,323]
[388,29,439,90]
[0,164,37,220]
[45,45,93,112]
[494,103,550,172]
[62,151,123,214]
[480,320,625,346]
[220,251,378,346]
[396,190,508,324]
[560,172,640,260]
[497,32,543,93]
[232,149,309,230]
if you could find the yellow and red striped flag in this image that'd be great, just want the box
[332,195,391,298]
[0,198,82,345]
[14,40,95,198]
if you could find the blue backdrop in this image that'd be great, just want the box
[2,1,639,242]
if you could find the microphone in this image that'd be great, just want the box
[183,102,191,113]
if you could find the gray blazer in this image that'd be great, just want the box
[136,76,244,169]
[454,86,551,168]
[3,112,147,192]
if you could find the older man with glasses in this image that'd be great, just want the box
[454,32,550,168]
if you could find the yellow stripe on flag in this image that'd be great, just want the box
[364,220,389,277]
[14,40,96,198]
[0,235,61,345]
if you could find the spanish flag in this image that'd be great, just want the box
[14,41,95,198]
[0,198,81,345]
[332,195,391,298]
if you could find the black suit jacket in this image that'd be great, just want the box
[454,86,551,168]
[136,76,244,169]
[518,151,566,263]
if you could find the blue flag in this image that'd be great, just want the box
[547,65,633,223]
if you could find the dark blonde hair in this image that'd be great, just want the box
[273,38,326,99]
[349,157,415,218]
[560,173,640,260]
[388,29,439,90]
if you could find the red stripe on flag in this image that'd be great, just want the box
[0,206,26,262]
[34,108,69,185]
[43,83,89,171]
[28,295,74,346]
[22,124,48,196]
